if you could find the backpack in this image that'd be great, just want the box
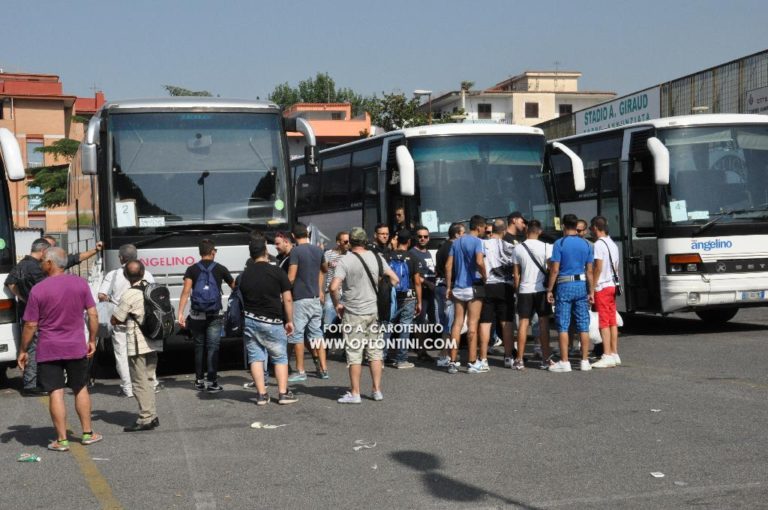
[352,252,395,322]
[190,261,222,312]
[389,254,412,293]
[134,282,176,341]
[224,275,245,337]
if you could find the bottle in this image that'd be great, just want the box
[17,453,41,462]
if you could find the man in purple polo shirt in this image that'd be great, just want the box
[17,247,102,452]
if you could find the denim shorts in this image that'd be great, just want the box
[289,298,323,344]
[244,317,288,365]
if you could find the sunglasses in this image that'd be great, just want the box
[576,229,586,233]
[341,240,350,244]
[417,235,429,239]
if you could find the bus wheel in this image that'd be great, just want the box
[695,308,738,324]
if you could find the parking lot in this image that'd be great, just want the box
[2,308,767,510]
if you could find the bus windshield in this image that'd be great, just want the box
[408,134,552,233]
[0,181,13,272]
[109,112,288,229]
[660,125,768,225]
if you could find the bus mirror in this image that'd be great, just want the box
[647,137,670,185]
[396,145,415,196]
[81,143,98,175]
[0,128,26,181]
[551,142,585,192]
[305,145,319,174]
[291,117,317,146]
[85,116,101,145]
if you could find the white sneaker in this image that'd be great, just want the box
[492,336,503,348]
[504,357,514,368]
[549,360,572,373]
[580,360,592,371]
[479,359,490,372]
[436,355,451,367]
[467,360,484,374]
[612,353,622,366]
[337,392,362,404]
[591,355,616,368]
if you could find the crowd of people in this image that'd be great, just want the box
[6,210,622,448]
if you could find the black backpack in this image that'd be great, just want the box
[224,275,245,337]
[132,282,176,341]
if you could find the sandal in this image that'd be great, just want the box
[81,432,103,445]
[47,439,70,452]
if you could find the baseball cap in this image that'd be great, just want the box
[349,227,368,244]
[396,229,412,245]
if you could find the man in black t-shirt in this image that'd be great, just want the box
[503,211,527,246]
[178,239,235,393]
[384,230,423,369]
[239,238,297,405]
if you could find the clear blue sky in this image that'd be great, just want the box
[3,0,765,101]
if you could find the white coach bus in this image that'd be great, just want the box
[291,123,583,248]
[0,128,28,378]
[550,114,768,323]
[68,98,316,346]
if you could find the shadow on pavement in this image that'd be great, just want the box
[92,409,138,428]
[0,424,56,448]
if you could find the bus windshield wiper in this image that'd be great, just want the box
[693,205,768,236]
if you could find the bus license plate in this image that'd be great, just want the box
[740,291,765,301]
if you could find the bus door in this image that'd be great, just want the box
[362,166,379,235]
[624,130,661,312]
[597,157,626,310]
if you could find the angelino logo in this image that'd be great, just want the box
[141,255,196,267]
[690,239,733,251]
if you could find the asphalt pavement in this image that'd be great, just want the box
[2,308,767,509]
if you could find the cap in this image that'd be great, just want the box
[349,227,368,244]
[396,229,412,245]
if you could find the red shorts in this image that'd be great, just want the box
[594,286,617,328]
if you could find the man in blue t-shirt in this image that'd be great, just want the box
[546,214,594,373]
[445,215,487,374]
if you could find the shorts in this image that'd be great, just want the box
[452,283,483,302]
[554,281,590,333]
[517,291,552,320]
[480,283,515,323]
[289,298,323,344]
[595,286,618,328]
[37,357,90,393]
[342,313,383,366]
[244,317,289,365]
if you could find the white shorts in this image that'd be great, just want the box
[452,287,474,302]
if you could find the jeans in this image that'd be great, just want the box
[189,315,223,382]
[22,327,38,390]
[289,298,323,344]
[435,286,455,333]
[383,298,416,363]
[244,317,288,365]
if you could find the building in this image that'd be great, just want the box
[0,72,104,234]
[426,71,616,127]
[283,102,371,158]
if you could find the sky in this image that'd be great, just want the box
[2,0,765,102]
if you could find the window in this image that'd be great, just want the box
[525,103,539,118]
[294,162,319,214]
[28,186,44,210]
[559,104,573,116]
[478,104,492,120]
[27,140,44,168]
[331,112,343,120]
[28,218,46,230]
[320,154,351,210]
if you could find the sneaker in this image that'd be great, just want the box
[504,357,514,368]
[436,355,451,367]
[153,383,165,394]
[467,360,484,374]
[479,359,490,372]
[447,361,459,374]
[540,356,554,370]
[580,360,592,371]
[206,382,224,393]
[318,370,330,380]
[372,390,384,401]
[337,391,362,404]
[549,360,572,373]
[394,361,415,369]
[287,371,307,383]
[513,359,525,370]
[243,381,256,389]
[591,355,616,369]
[116,389,134,398]
[255,393,269,406]
[278,391,298,405]
[492,336,503,348]
[194,379,206,391]
[612,353,622,366]
[81,432,103,445]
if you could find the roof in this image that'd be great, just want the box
[99,97,279,112]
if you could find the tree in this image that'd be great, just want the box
[25,138,81,208]
[366,92,431,132]
[268,72,370,116]
[163,85,213,97]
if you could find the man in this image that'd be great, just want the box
[384,230,423,369]
[392,206,412,235]
[546,214,595,373]
[43,235,103,270]
[98,244,156,397]
[409,226,437,363]
[17,248,102,451]
[513,219,554,370]
[434,223,464,367]
[590,216,622,368]
[445,215,487,374]
[503,212,527,245]
[322,231,349,328]
[240,237,297,405]
[329,227,398,404]
[111,260,161,431]
[178,239,235,392]
[369,223,392,259]
[479,219,516,372]
[5,238,50,395]
[287,223,328,381]
[568,219,593,357]
[274,232,293,273]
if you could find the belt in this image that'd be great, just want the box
[244,311,284,324]
[396,290,416,299]
[557,274,586,283]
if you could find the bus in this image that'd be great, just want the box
[291,123,583,248]
[68,98,317,347]
[550,114,768,323]
[0,128,29,379]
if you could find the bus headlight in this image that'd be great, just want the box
[666,254,703,274]
[687,292,701,305]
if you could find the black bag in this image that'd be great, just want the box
[352,252,393,322]
[599,239,622,297]
[133,282,176,341]
[224,275,245,337]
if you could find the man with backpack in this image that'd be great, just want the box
[111,260,162,432]
[384,230,423,369]
[178,239,235,392]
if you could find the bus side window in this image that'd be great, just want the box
[630,160,656,232]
